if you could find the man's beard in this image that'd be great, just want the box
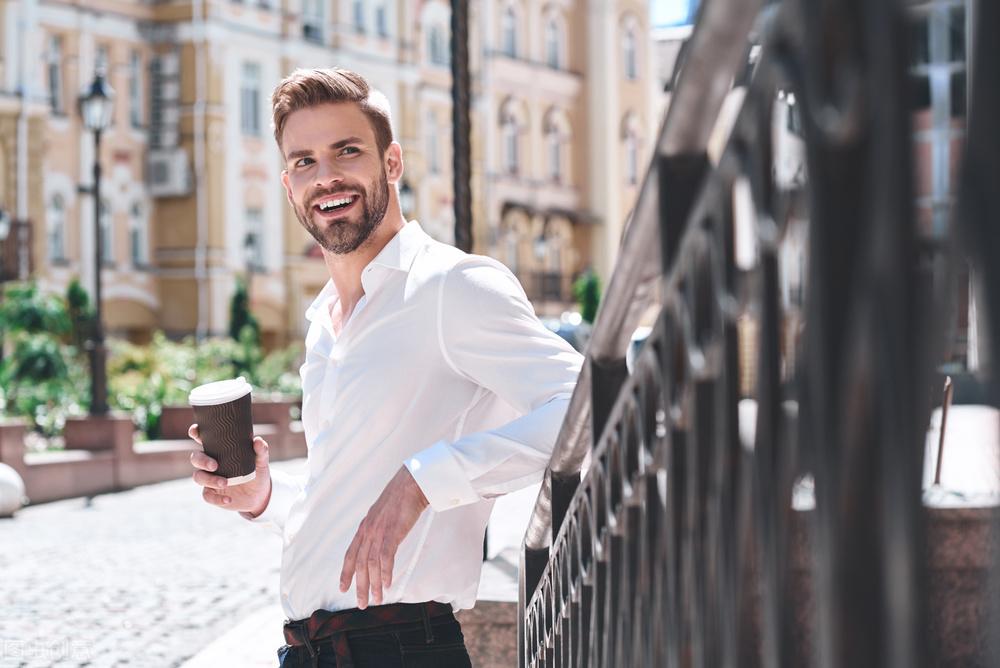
[294,169,390,255]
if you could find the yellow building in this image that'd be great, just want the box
[0,0,652,346]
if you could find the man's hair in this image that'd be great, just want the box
[271,68,394,156]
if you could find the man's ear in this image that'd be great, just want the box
[280,170,294,206]
[384,142,404,185]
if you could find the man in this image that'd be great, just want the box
[188,68,583,667]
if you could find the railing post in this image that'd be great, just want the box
[658,152,709,273]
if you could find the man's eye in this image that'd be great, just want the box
[340,146,360,156]
[295,157,314,167]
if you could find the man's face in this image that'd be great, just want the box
[280,102,393,255]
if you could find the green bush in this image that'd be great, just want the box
[572,270,602,324]
[0,282,87,436]
[0,279,304,440]
[229,277,260,346]
[0,336,87,437]
[107,331,304,439]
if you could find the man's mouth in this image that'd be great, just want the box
[313,194,360,217]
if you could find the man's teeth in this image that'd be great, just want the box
[318,196,354,211]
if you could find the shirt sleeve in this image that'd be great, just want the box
[239,468,306,534]
[405,256,584,512]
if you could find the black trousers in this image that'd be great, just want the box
[277,610,473,668]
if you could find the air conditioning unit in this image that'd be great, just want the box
[148,148,192,198]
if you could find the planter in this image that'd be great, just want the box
[159,405,196,440]
[63,413,134,453]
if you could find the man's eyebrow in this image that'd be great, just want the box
[285,148,313,162]
[330,136,364,149]
[285,137,364,163]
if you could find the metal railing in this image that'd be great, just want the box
[518,0,997,666]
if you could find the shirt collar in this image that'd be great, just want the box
[304,220,429,324]
[366,219,427,274]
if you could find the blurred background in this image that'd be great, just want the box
[0,0,982,666]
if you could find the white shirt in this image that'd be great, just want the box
[249,221,583,620]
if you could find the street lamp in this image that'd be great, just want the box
[398,180,415,220]
[78,70,115,416]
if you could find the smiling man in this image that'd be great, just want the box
[188,68,583,667]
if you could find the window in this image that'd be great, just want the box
[48,36,63,114]
[545,18,561,69]
[623,26,638,79]
[129,202,148,267]
[94,44,117,125]
[426,113,440,174]
[376,3,388,37]
[240,62,261,136]
[502,117,519,175]
[429,25,449,66]
[99,199,113,264]
[129,50,143,128]
[505,229,519,274]
[353,0,365,34]
[502,6,517,57]
[547,127,562,183]
[96,45,110,75]
[625,133,638,185]
[302,0,324,42]
[245,208,264,270]
[47,194,66,261]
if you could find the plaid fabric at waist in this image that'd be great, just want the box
[282,601,455,668]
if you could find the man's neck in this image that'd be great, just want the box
[322,214,407,323]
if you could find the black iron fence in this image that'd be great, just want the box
[518,0,997,666]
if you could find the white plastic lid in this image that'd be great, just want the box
[188,377,252,406]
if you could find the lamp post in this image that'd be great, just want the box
[78,71,115,416]
[0,208,9,367]
[398,180,415,220]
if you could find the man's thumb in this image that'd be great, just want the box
[253,436,270,470]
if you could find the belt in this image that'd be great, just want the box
[282,601,454,667]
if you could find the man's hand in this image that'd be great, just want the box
[340,466,429,609]
[188,423,273,517]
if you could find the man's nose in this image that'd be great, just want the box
[314,159,344,188]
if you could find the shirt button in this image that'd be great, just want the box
[321,419,332,430]
[450,498,460,506]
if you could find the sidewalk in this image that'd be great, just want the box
[180,482,538,667]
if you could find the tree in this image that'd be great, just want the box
[65,278,95,350]
[572,270,602,324]
[228,277,260,346]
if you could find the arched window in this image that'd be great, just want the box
[623,22,638,79]
[500,98,525,176]
[503,119,518,175]
[502,5,517,57]
[426,112,440,174]
[622,112,641,185]
[547,129,561,183]
[352,0,365,34]
[47,194,66,261]
[625,134,638,185]
[375,2,389,37]
[504,227,520,274]
[545,18,561,69]
[99,199,113,263]
[429,25,449,66]
[544,108,571,185]
[129,201,148,267]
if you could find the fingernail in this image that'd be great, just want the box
[223,498,231,505]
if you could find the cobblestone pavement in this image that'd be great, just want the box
[0,459,306,668]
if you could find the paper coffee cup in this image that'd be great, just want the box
[189,377,256,485]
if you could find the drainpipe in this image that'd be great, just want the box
[16,0,38,280]
[193,0,209,339]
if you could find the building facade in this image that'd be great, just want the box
[0,0,652,346]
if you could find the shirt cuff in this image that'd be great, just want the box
[239,468,301,529]
[405,440,481,512]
